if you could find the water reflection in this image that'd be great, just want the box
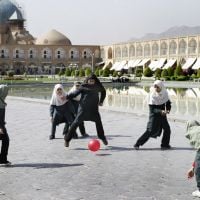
[8,85,200,119]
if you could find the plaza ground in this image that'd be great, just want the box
[0,97,197,200]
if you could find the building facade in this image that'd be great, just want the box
[101,35,200,72]
[0,0,101,75]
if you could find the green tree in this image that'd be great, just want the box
[65,68,71,76]
[174,65,183,76]
[95,67,100,77]
[103,68,110,77]
[197,69,200,78]
[154,68,162,78]
[135,68,143,77]
[161,69,168,77]
[167,67,174,77]
[79,68,85,77]
[143,67,153,77]
[85,68,92,76]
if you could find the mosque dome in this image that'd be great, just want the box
[0,0,24,24]
[35,29,72,45]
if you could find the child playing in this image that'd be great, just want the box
[186,120,200,197]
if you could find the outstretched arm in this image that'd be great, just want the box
[99,85,106,105]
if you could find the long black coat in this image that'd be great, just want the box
[147,100,171,138]
[67,83,106,122]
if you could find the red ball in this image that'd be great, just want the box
[88,139,100,152]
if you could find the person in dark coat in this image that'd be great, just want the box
[68,81,89,138]
[134,80,171,150]
[64,74,108,147]
[0,85,11,165]
[49,84,77,140]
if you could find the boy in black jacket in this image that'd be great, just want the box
[0,85,11,165]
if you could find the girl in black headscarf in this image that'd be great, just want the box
[64,74,108,147]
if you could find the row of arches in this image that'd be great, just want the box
[0,47,100,60]
[101,38,199,59]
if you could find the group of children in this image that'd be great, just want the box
[1,75,200,197]
[49,73,108,147]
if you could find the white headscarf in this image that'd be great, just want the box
[148,80,169,105]
[50,84,68,106]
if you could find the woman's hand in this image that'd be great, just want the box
[187,167,194,179]
[0,128,4,134]
[161,110,166,116]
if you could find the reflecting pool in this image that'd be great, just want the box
[8,85,200,120]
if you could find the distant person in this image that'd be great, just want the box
[64,74,108,147]
[186,120,200,198]
[0,85,11,165]
[134,80,172,150]
[49,84,77,140]
[68,81,89,138]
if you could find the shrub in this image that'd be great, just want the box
[175,75,188,81]
[99,69,103,76]
[167,67,174,77]
[154,68,162,78]
[143,67,153,77]
[112,71,118,77]
[135,68,143,77]
[65,68,71,76]
[161,69,168,77]
[102,68,110,77]
[79,68,85,77]
[197,69,200,78]
[95,68,100,77]
[85,68,92,76]
[174,65,183,76]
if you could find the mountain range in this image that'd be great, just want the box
[128,26,200,42]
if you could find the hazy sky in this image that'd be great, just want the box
[17,0,200,45]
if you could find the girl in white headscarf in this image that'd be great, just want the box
[49,84,77,140]
[134,80,172,150]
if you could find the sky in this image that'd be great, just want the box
[16,0,200,45]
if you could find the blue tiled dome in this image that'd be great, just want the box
[0,0,24,24]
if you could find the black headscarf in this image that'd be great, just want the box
[84,73,101,86]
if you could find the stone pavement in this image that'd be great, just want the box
[0,97,197,200]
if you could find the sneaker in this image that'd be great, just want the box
[64,140,69,147]
[49,135,55,140]
[192,190,200,197]
[133,144,139,150]
[161,145,171,150]
[102,139,108,146]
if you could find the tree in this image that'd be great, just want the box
[65,68,71,76]
[103,68,110,77]
[161,69,168,77]
[85,68,92,76]
[154,68,161,78]
[167,67,174,77]
[174,65,183,76]
[79,68,85,77]
[143,67,153,77]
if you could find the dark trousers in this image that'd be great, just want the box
[65,113,106,142]
[62,121,86,136]
[0,128,9,161]
[135,119,171,147]
[195,151,200,189]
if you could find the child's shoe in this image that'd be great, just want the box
[192,190,200,197]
